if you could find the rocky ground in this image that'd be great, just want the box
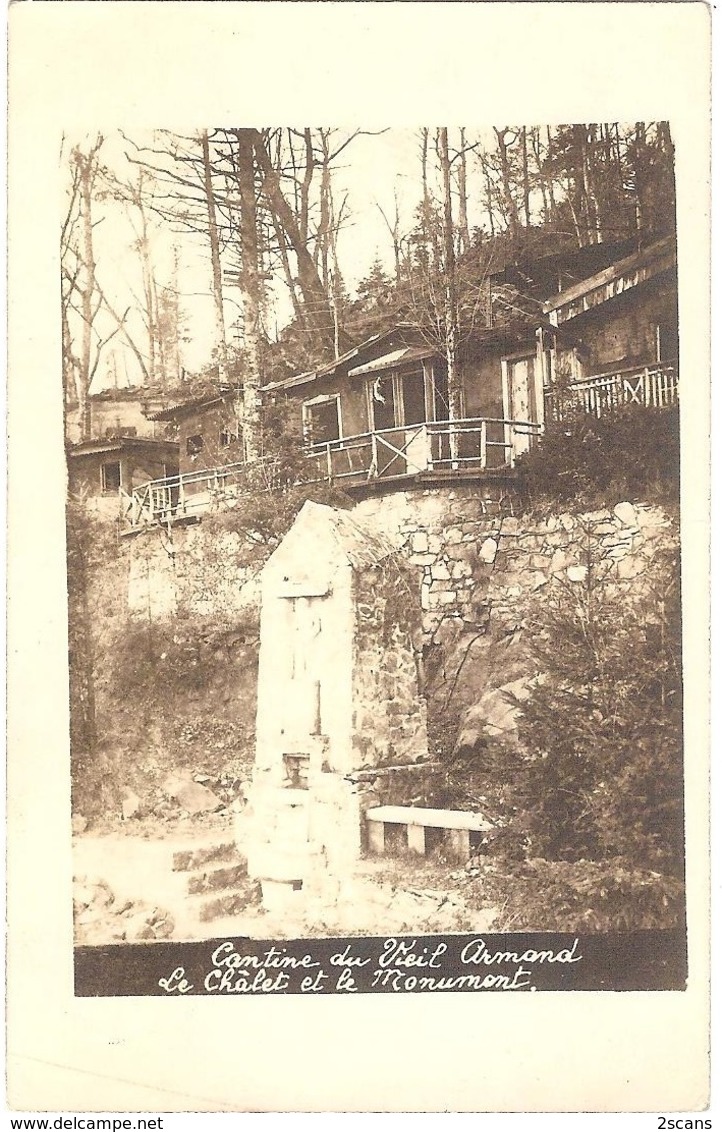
[73,808,501,945]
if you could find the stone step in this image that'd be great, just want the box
[172,841,240,873]
[191,884,261,923]
[187,862,249,895]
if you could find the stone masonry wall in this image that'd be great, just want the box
[128,521,272,622]
[128,484,678,656]
[351,561,428,769]
[352,487,678,647]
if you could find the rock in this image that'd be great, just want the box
[524,571,548,591]
[446,542,478,562]
[566,565,587,583]
[74,877,114,911]
[501,517,520,535]
[529,553,549,570]
[617,556,646,580]
[121,788,141,821]
[432,617,463,649]
[457,690,522,747]
[479,538,498,564]
[560,513,576,532]
[164,775,222,814]
[71,815,88,836]
[550,548,570,574]
[613,501,638,527]
[451,560,473,579]
[636,507,667,529]
[151,916,175,940]
[431,562,451,581]
[445,527,464,545]
[410,531,428,554]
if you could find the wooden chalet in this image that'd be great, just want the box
[118,236,679,532]
[67,436,180,517]
[263,323,543,487]
[538,235,678,419]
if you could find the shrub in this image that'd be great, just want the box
[202,394,354,546]
[504,540,685,876]
[516,404,680,506]
[482,857,685,933]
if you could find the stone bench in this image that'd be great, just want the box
[365,805,493,861]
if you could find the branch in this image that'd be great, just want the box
[95,284,150,381]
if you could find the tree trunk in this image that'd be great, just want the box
[494,127,520,240]
[457,128,471,254]
[78,155,96,441]
[200,129,228,384]
[234,128,263,461]
[521,126,531,228]
[582,125,603,243]
[632,121,647,232]
[420,127,430,234]
[269,207,305,327]
[546,126,557,215]
[530,126,549,223]
[253,129,345,355]
[439,128,463,453]
[482,158,496,236]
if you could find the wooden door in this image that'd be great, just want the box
[506,355,537,460]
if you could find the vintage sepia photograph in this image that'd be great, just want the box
[8,0,711,1114]
[63,124,685,973]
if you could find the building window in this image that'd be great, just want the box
[101,461,121,493]
[303,395,341,446]
[186,434,204,457]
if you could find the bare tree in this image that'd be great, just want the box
[252,129,345,356]
[200,129,229,383]
[456,128,471,255]
[62,135,124,440]
[232,129,263,459]
[438,128,463,437]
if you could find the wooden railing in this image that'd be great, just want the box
[119,456,284,530]
[304,416,542,485]
[544,362,678,421]
[120,416,541,530]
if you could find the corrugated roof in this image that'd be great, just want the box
[147,394,229,421]
[542,235,676,315]
[262,331,393,392]
[348,345,435,378]
[67,436,179,458]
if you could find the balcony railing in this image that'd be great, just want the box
[118,456,284,530]
[119,415,541,531]
[304,416,541,485]
[544,362,678,421]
